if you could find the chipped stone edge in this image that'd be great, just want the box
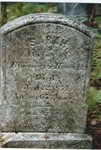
[0,13,95,39]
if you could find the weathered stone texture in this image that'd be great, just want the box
[0,14,94,133]
[2,132,92,149]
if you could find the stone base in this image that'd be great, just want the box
[1,132,92,149]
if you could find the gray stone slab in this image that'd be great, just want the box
[0,14,94,133]
[1,132,92,149]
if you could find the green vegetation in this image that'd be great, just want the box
[7,3,57,22]
[88,21,101,111]
[88,87,101,109]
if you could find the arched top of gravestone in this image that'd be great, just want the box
[0,13,94,38]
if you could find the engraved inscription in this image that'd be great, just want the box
[6,23,88,106]
[1,22,91,132]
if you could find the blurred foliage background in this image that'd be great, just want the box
[0,2,101,148]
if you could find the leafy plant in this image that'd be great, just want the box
[88,87,101,110]
[88,22,101,112]
[7,3,57,21]
[91,35,101,84]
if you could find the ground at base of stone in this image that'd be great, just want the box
[0,132,92,149]
[86,108,101,149]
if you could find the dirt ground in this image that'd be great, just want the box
[86,108,101,149]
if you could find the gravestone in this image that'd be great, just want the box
[0,14,94,148]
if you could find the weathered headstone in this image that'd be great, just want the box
[0,14,94,148]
